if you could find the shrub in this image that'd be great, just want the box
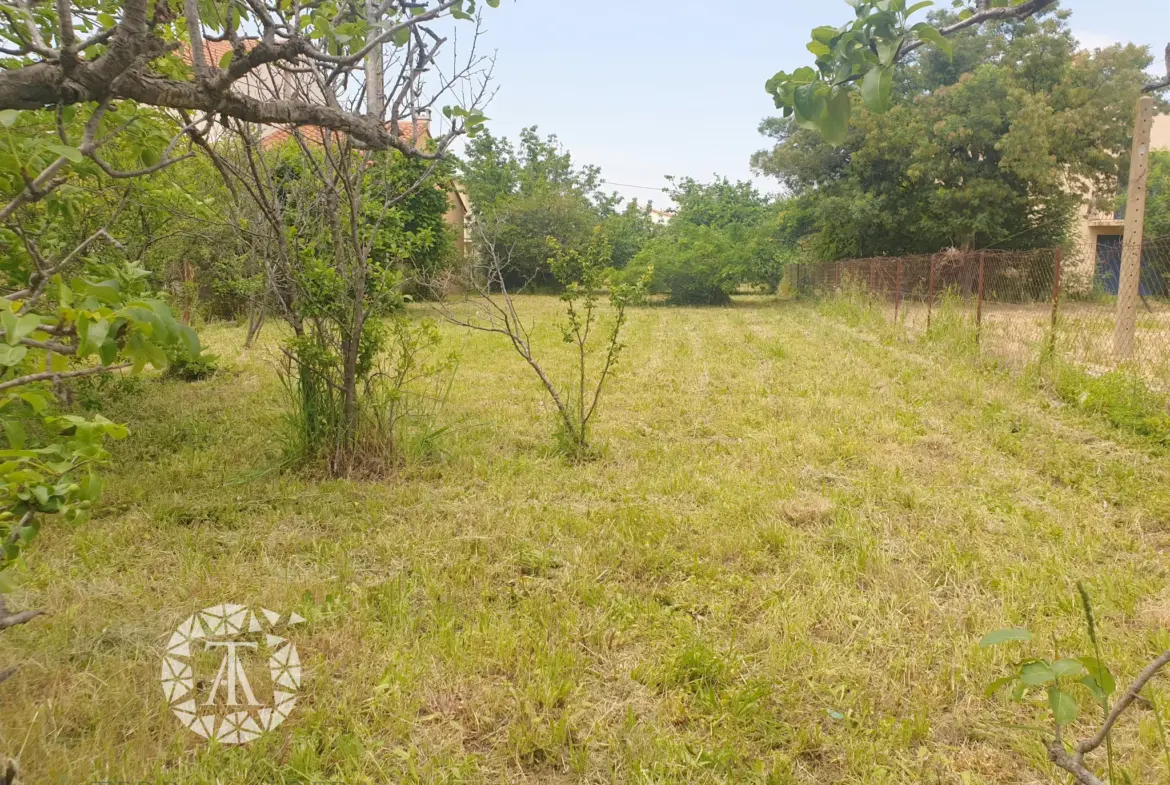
[279,314,455,475]
[630,223,749,305]
[165,351,220,382]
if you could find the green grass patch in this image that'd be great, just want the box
[4,297,1170,783]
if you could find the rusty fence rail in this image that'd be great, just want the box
[791,237,1170,388]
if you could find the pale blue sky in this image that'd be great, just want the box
[461,0,1168,206]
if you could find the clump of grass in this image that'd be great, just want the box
[816,275,892,336]
[923,289,978,357]
[777,494,834,527]
[1049,361,1170,444]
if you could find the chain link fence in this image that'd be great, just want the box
[791,236,1170,388]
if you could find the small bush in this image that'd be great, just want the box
[279,315,456,475]
[165,351,220,382]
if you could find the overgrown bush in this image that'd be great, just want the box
[165,350,220,382]
[625,177,783,305]
[279,312,455,475]
[630,223,744,305]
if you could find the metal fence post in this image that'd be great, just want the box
[894,259,903,321]
[927,254,937,330]
[1049,247,1063,355]
[975,251,986,345]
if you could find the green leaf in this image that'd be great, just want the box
[17,391,46,413]
[81,281,121,306]
[391,26,410,46]
[80,319,109,357]
[47,144,83,163]
[143,339,168,370]
[913,23,953,60]
[984,675,1018,696]
[0,570,17,593]
[1052,658,1086,679]
[99,338,118,366]
[1048,686,1078,726]
[3,419,25,450]
[1079,674,1107,703]
[807,40,832,57]
[810,26,840,45]
[876,37,903,67]
[0,110,18,128]
[1020,660,1056,687]
[980,628,1033,647]
[179,324,201,359]
[219,49,233,69]
[793,83,827,131]
[906,0,934,15]
[860,65,894,112]
[5,313,41,346]
[820,87,851,144]
[0,344,28,367]
[1078,657,1117,697]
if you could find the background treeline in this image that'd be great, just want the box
[752,7,1161,259]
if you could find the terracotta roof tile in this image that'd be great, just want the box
[178,38,258,69]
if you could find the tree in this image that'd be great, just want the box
[439,222,648,459]
[764,0,1060,144]
[626,177,782,304]
[1140,152,1170,241]
[0,0,490,152]
[0,0,495,686]
[459,127,646,287]
[602,200,656,270]
[0,104,205,686]
[753,9,1156,256]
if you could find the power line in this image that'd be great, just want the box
[600,179,669,193]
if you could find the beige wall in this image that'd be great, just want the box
[1153,114,1170,153]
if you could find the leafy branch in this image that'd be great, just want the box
[982,584,1170,785]
[766,0,1057,143]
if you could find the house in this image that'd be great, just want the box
[1072,113,1170,293]
[180,39,472,255]
[650,209,676,226]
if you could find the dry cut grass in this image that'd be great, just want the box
[3,296,1170,784]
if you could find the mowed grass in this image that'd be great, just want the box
[4,295,1170,784]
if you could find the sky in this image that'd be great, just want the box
[446,0,1169,207]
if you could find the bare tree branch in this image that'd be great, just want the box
[0,362,132,393]
[1144,43,1170,94]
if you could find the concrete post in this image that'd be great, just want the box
[1113,96,1157,362]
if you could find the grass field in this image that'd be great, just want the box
[4,295,1170,784]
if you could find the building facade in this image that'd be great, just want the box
[1071,114,1170,291]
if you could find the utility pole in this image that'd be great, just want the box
[1112,96,1157,362]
